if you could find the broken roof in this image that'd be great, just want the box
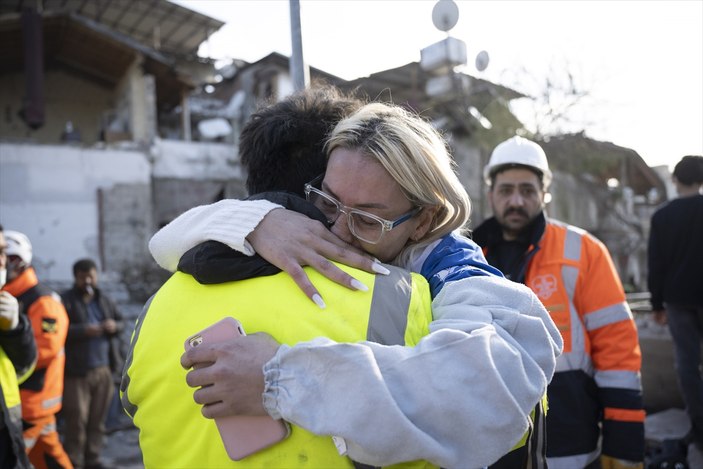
[0,0,225,109]
[0,0,224,55]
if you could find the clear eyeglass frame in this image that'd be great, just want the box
[304,174,422,244]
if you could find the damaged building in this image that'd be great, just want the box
[0,0,665,302]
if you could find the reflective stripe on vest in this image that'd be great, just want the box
[122,265,434,468]
[367,266,412,345]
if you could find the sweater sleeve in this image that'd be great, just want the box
[262,276,562,468]
[148,199,282,272]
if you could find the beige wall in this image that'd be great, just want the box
[0,69,114,144]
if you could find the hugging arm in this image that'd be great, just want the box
[149,199,384,301]
[149,199,280,272]
[267,278,560,468]
[149,199,281,272]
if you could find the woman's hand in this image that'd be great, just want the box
[181,333,280,418]
[246,208,389,307]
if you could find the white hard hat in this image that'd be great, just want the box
[484,136,552,188]
[4,230,33,265]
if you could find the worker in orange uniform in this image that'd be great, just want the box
[2,230,73,469]
[473,136,644,469]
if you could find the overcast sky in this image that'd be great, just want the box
[174,0,703,171]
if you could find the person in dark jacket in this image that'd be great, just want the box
[0,223,37,469]
[61,259,124,469]
[648,155,703,451]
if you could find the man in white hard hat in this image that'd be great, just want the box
[473,136,645,469]
[2,230,73,469]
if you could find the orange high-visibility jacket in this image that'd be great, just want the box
[3,268,68,420]
[476,216,644,467]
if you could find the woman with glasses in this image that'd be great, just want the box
[294,102,505,301]
[154,100,562,467]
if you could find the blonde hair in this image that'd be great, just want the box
[326,102,471,267]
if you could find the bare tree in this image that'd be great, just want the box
[499,57,602,138]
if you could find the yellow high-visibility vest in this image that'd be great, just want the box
[122,264,434,468]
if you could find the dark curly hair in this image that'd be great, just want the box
[241,84,365,196]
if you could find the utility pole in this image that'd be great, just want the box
[289,0,309,91]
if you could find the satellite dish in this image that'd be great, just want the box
[432,0,459,32]
[475,50,490,71]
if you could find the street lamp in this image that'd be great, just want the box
[289,0,309,91]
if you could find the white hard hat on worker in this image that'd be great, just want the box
[485,136,552,240]
[4,230,33,284]
[4,230,33,266]
[483,136,552,189]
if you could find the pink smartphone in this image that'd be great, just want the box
[184,317,291,460]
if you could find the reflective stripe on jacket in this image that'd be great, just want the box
[122,265,434,469]
[4,268,68,421]
[522,220,644,466]
[476,215,644,466]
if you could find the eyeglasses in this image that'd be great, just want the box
[304,175,422,244]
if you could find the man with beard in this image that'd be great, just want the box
[61,258,124,469]
[472,136,644,469]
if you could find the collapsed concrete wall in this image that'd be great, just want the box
[0,143,151,283]
[150,139,244,227]
[0,138,244,293]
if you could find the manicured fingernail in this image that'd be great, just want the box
[372,262,390,275]
[312,294,326,309]
[350,279,368,291]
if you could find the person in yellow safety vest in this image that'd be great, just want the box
[0,224,38,469]
[3,230,74,469]
[147,90,561,467]
[473,136,645,469]
[123,246,433,468]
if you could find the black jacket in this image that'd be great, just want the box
[472,212,546,282]
[61,286,125,378]
[648,194,703,310]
